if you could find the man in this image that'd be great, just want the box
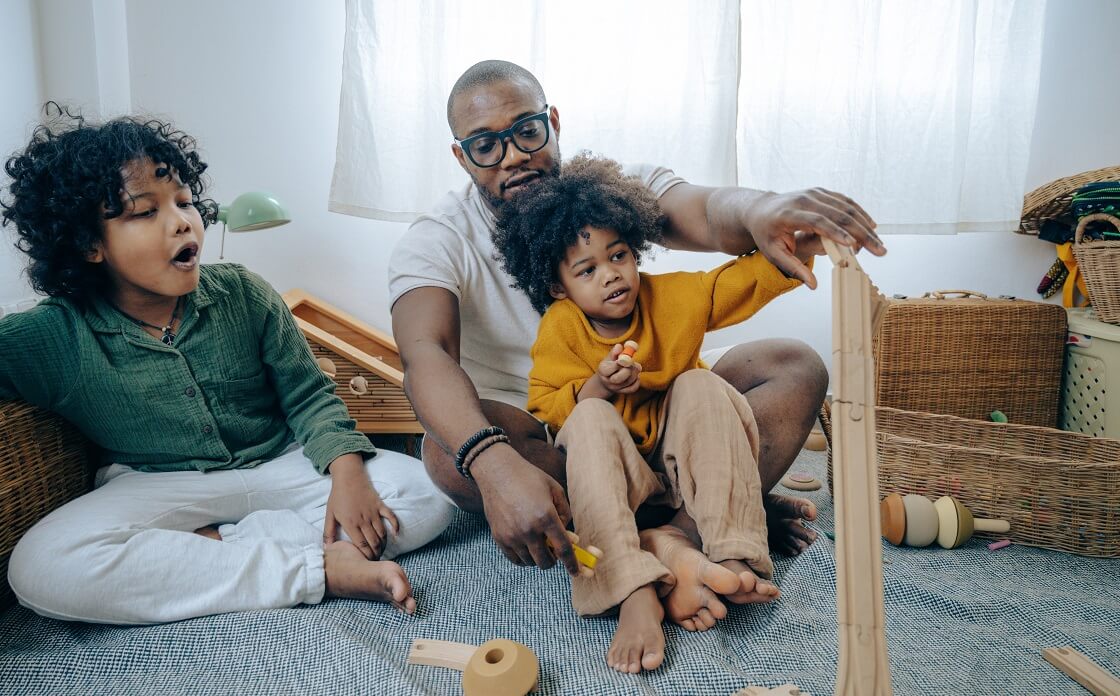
[389,58,884,640]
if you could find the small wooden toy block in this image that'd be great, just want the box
[1043,646,1120,696]
[408,638,539,696]
[733,686,809,695]
[547,531,603,577]
[616,340,640,367]
[283,289,422,435]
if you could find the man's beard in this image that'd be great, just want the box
[474,152,562,214]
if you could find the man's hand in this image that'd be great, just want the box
[324,453,400,560]
[741,188,884,290]
[471,444,581,577]
[579,343,643,401]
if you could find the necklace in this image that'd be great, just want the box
[113,297,182,346]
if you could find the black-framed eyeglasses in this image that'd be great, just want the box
[454,106,551,168]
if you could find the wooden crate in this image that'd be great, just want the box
[284,290,422,435]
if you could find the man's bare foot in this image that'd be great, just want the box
[717,559,780,604]
[607,585,666,674]
[194,525,221,541]
[640,526,741,631]
[324,540,416,614]
[765,492,818,556]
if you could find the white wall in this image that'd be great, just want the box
[8,0,1120,378]
[0,0,42,307]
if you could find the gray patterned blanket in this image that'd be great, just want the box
[1,449,1117,695]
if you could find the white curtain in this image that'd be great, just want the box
[738,0,1046,234]
[331,0,1045,232]
[330,0,739,221]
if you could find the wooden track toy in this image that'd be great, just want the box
[747,240,893,694]
[823,238,893,695]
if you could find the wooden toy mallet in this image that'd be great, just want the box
[880,493,1010,548]
[408,637,539,696]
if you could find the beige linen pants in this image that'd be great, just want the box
[555,369,772,616]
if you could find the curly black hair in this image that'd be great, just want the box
[1,103,218,301]
[493,154,666,314]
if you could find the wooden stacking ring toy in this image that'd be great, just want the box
[780,471,822,491]
[879,492,906,546]
[408,638,539,696]
[933,495,1011,549]
[880,493,939,547]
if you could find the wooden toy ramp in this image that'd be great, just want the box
[284,289,423,434]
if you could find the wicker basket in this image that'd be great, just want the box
[1018,165,1120,235]
[823,404,1120,557]
[0,400,93,607]
[1072,212,1120,324]
[873,292,1066,427]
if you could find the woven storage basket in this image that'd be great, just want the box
[0,400,93,607]
[822,404,1120,557]
[1072,213,1120,324]
[1018,164,1120,235]
[874,291,1066,427]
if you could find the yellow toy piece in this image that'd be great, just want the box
[547,531,603,577]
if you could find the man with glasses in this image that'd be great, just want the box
[389,59,885,636]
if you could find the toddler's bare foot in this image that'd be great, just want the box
[640,526,740,632]
[607,585,665,674]
[717,559,780,604]
[194,525,221,541]
[324,540,416,614]
[765,492,817,555]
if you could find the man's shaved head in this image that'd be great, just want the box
[446,60,547,135]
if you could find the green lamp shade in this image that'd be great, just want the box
[217,192,291,232]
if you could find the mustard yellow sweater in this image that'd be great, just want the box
[528,254,808,454]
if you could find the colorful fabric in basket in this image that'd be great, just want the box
[1072,182,1120,240]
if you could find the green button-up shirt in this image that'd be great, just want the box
[0,263,374,474]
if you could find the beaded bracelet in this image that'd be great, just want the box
[454,425,506,478]
[461,434,511,479]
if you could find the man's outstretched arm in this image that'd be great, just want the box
[391,286,579,575]
[656,183,885,289]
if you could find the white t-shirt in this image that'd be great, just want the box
[388,163,685,408]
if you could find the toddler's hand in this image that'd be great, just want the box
[595,343,642,395]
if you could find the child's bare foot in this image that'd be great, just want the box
[765,492,818,555]
[324,540,416,614]
[193,525,221,541]
[640,526,740,631]
[717,559,781,604]
[607,585,666,674]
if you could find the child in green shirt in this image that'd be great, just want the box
[0,105,452,624]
